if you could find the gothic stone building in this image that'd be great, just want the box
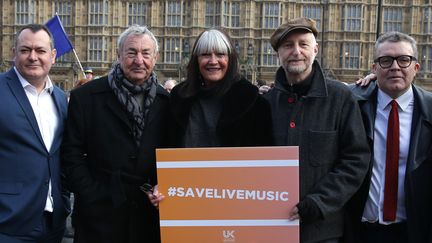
[0,0,431,92]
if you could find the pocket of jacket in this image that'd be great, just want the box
[0,182,23,195]
[307,130,338,166]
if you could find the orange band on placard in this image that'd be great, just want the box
[157,146,299,161]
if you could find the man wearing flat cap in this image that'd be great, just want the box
[263,17,370,243]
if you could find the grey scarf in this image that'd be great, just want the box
[108,63,158,146]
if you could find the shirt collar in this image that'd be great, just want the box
[377,85,413,112]
[14,66,54,94]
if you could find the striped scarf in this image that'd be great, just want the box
[108,63,158,146]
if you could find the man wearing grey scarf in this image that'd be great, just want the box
[108,62,158,146]
[61,25,169,243]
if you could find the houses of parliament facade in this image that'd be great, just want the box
[0,0,431,92]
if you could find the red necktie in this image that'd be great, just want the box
[383,100,399,221]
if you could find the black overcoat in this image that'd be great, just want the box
[169,78,273,147]
[61,76,170,243]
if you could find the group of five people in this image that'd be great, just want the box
[0,17,430,243]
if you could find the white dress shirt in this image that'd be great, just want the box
[362,86,414,224]
[15,67,59,212]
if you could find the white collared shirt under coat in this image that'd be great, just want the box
[362,86,414,224]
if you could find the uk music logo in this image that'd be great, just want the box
[223,230,235,242]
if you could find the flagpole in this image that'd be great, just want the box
[72,48,86,78]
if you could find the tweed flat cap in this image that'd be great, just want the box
[270,18,318,51]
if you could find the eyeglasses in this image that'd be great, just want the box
[374,55,417,69]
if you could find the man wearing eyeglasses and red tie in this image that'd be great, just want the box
[347,31,432,243]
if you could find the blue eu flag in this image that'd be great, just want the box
[45,15,73,58]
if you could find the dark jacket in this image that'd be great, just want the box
[169,78,273,147]
[347,82,432,243]
[264,61,370,243]
[61,76,170,243]
[0,68,70,237]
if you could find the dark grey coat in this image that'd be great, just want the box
[264,61,370,242]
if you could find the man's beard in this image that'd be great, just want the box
[283,62,307,74]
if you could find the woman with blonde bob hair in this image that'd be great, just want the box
[169,28,273,147]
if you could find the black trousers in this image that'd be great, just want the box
[359,222,408,243]
[3,212,65,243]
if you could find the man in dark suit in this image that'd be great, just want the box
[349,31,432,243]
[0,24,69,242]
[61,25,169,243]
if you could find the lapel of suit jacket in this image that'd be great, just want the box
[143,86,168,129]
[359,87,378,143]
[5,69,45,148]
[103,86,132,130]
[406,85,432,172]
[49,87,67,154]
